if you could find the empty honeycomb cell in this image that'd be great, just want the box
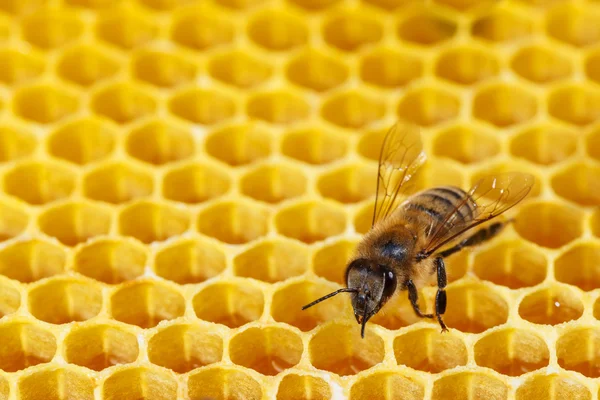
[0,278,20,317]
[0,321,56,372]
[516,374,591,400]
[275,201,346,244]
[474,328,549,376]
[119,201,190,244]
[0,49,44,86]
[434,46,500,86]
[197,201,269,245]
[393,328,467,373]
[91,83,157,124]
[277,374,331,400]
[309,323,384,376]
[37,201,112,246]
[473,240,547,289]
[126,120,194,166]
[397,86,461,127]
[271,280,345,331]
[0,125,36,162]
[234,239,309,283]
[286,49,349,92]
[548,85,600,126]
[321,91,386,129]
[193,281,264,328]
[168,88,236,125]
[19,368,94,400]
[205,123,272,166]
[110,281,185,328]
[323,11,383,52]
[97,8,157,50]
[163,163,230,204]
[171,7,234,51]
[281,126,348,165]
[546,4,600,47]
[148,323,222,373]
[354,201,376,235]
[64,323,138,371]
[57,45,121,87]
[432,372,508,400]
[511,45,572,84]
[48,118,117,165]
[132,49,197,88]
[313,239,359,284]
[0,239,66,283]
[4,161,76,205]
[229,326,303,375]
[83,162,154,204]
[510,124,577,165]
[432,124,500,164]
[514,202,583,248]
[13,84,79,124]
[188,367,262,400]
[552,162,600,206]
[247,9,308,51]
[22,10,83,49]
[103,367,177,400]
[472,84,537,127]
[317,164,377,203]
[471,9,533,43]
[398,11,457,45]
[74,238,147,284]
[247,90,311,125]
[350,371,424,400]
[444,283,509,333]
[0,200,27,241]
[518,285,584,325]
[557,328,600,377]
[154,238,226,284]
[209,49,273,89]
[240,164,307,204]
[555,243,600,291]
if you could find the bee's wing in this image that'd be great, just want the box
[420,172,534,257]
[372,122,426,227]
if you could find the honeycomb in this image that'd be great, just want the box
[0,0,599,399]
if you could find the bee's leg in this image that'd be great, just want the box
[406,279,433,319]
[434,257,448,332]
[438,221,507,259]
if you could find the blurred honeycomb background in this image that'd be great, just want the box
[0,0,599,399]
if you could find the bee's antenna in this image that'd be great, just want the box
[301,288,358,310]
[361,306,368,339]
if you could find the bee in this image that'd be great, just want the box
[302,122,534,338]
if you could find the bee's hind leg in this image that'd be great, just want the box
[406,279,433,319]
[434,257,448,332]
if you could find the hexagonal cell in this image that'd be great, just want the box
[197,201,269,245]
[0,200,28,243]
[0,49,44,85]
[83,162,154,204]
[552,162,600,206]
[74,238,147,284]
[192,281,264,328]
[321,90,386,129]
[548,85,600,126]
[510,124,577,165]
[397,86,461,127]
[516,373,591,400]
[398,10,457,45]
[275,201,346,244]
[57,45,121,87]
[91,82,157,124]
[511,45,572,84]
[234,239,308,283]
[393,328,467,373]
[0,277,20,318]
[435,46,500,85]
[309,322,384,376]
[48,118,117,165]
[205,123,272,166]
[19,368,94,400]
[432,123,500,164]
[0,125,36,162]
[154,238,226,284]
[126,120,194,166]
[247,9,308,51]
[0,239,66,283]
[323,11,383,52]
[209,49,273,89]
[97,8,158,50]
[171,7,234,51]
[519,285,584,325]
[556,328,600,377]
[188,367,262,400]
[317,164,377,204]
[241,162,307,203]
[103,367,177,400]
[354,201,375,235]
[555,242,600,291]
[163,163,230,204]
[350,371,424,400]
[4,161,76,205]
[432,372,508,400]
[546,4,600,47]
[471,9,533,43]
[514,201,583,249]
[281,126,348,165]
[37,201,112,246]
[110,281,185,328]
[472,83,537,127]
[132,48,197,89]
[22,10,84,49]
[473,239,547,289]
[286,49,349,92]
[119,200,190,244]
[444,282,509,333]
[313,239,358,285]
[277,374,331,400]
[148,323,222,373]
[272,280,346,331]
[247,90,311,125]
[13,84,79,124]
[64,323,138,371]
[28,278,102,324]
[0,321,56,372]
[168,87,236,125]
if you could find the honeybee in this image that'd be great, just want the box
[302,122,534,338]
